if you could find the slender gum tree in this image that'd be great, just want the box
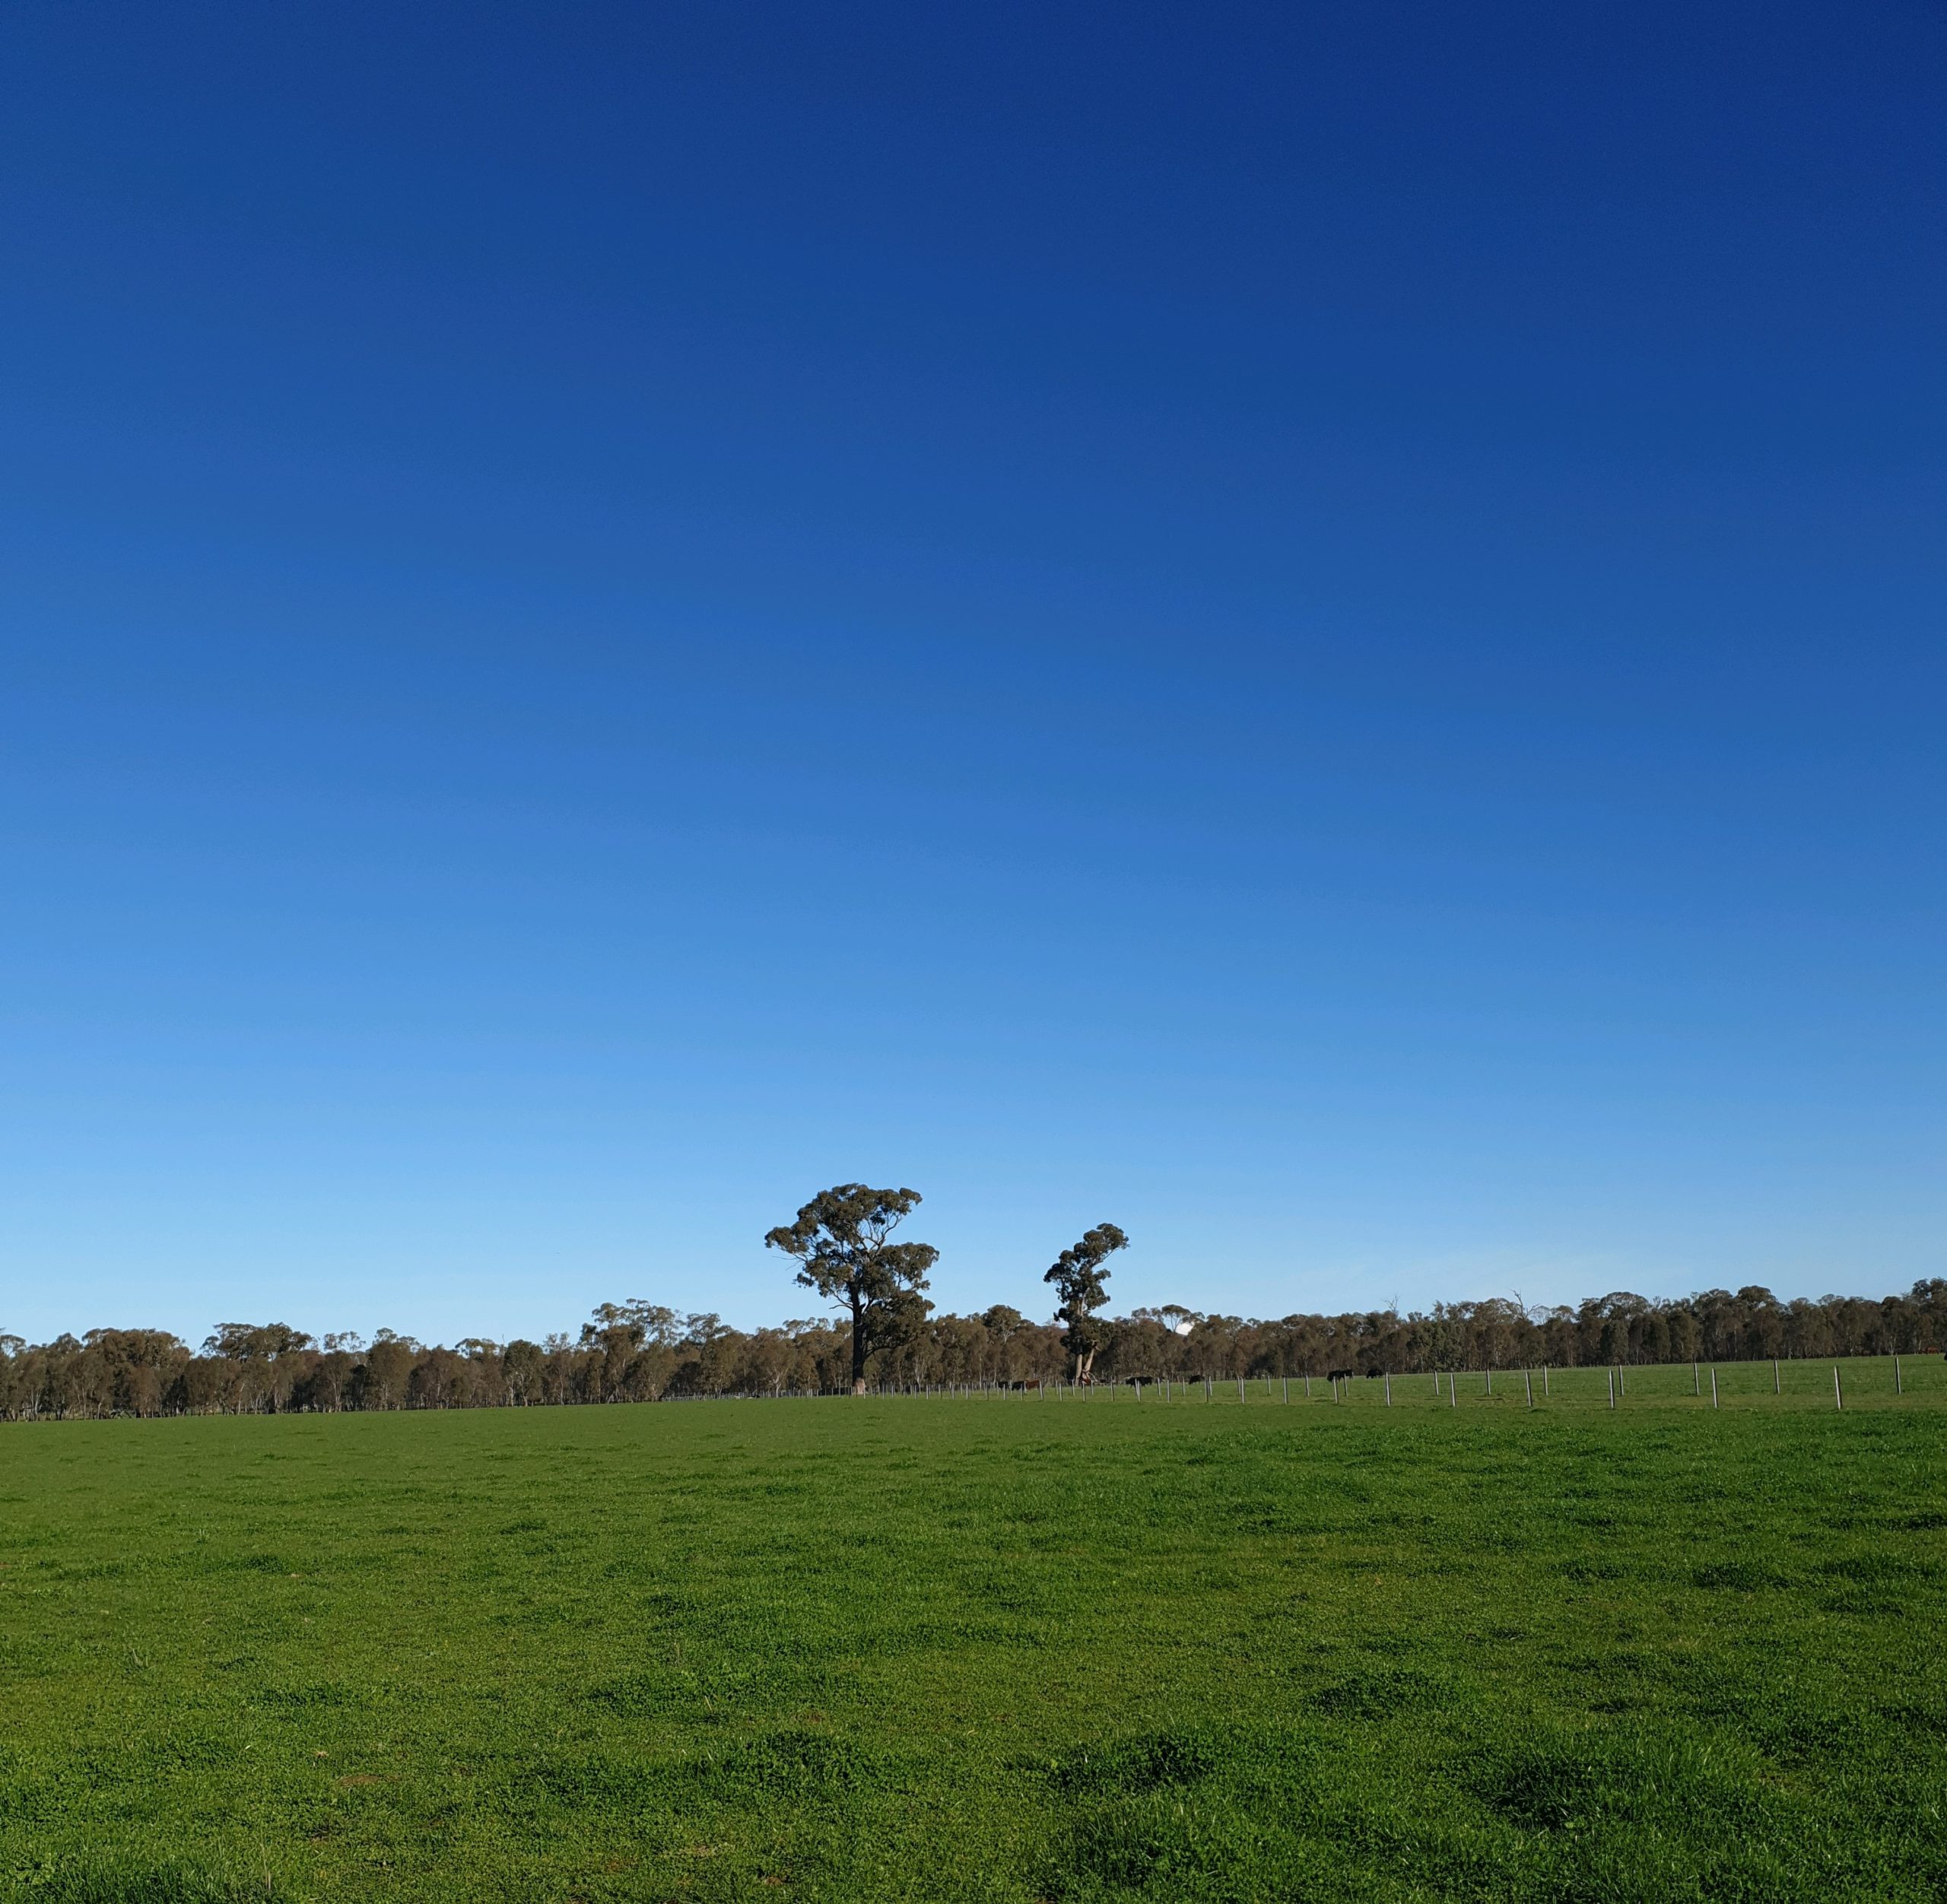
[1044,1223,1129,1384]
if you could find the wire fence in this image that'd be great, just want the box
[726,1353,1947,1411]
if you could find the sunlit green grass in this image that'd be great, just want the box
[3,1360,1945,1901]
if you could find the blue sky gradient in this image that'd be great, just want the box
[3,1,1942,1343]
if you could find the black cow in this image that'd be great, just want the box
[1325,1366,1355,1383]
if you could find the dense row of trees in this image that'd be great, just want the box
[4,1185,1939,1420]
[4,1281,1942,1422]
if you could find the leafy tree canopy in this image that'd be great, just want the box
[202,1322,313,1361]
[581,1301,683,1350]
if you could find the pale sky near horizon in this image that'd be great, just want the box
[2,0,1942,1346]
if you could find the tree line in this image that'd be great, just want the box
[4,1182,1942,1420]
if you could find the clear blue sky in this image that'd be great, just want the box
[3,1,1942,1346]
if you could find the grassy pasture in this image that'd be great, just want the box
[2,1360,1945,1902]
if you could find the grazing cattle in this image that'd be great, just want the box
[1326,1366,1355,1383]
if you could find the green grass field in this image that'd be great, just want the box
[4,1360,1946,1902]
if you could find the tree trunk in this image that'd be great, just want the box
[850,1294,868,1395]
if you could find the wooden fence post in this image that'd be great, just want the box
[1710,1367,1719,1410]
[1524,1368,1533,1407]
[1834,1366,1843,1411]
[1607,1367,1615,1410]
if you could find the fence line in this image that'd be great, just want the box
[11,1353,1942,1420]
[751,1353,1944,1413]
